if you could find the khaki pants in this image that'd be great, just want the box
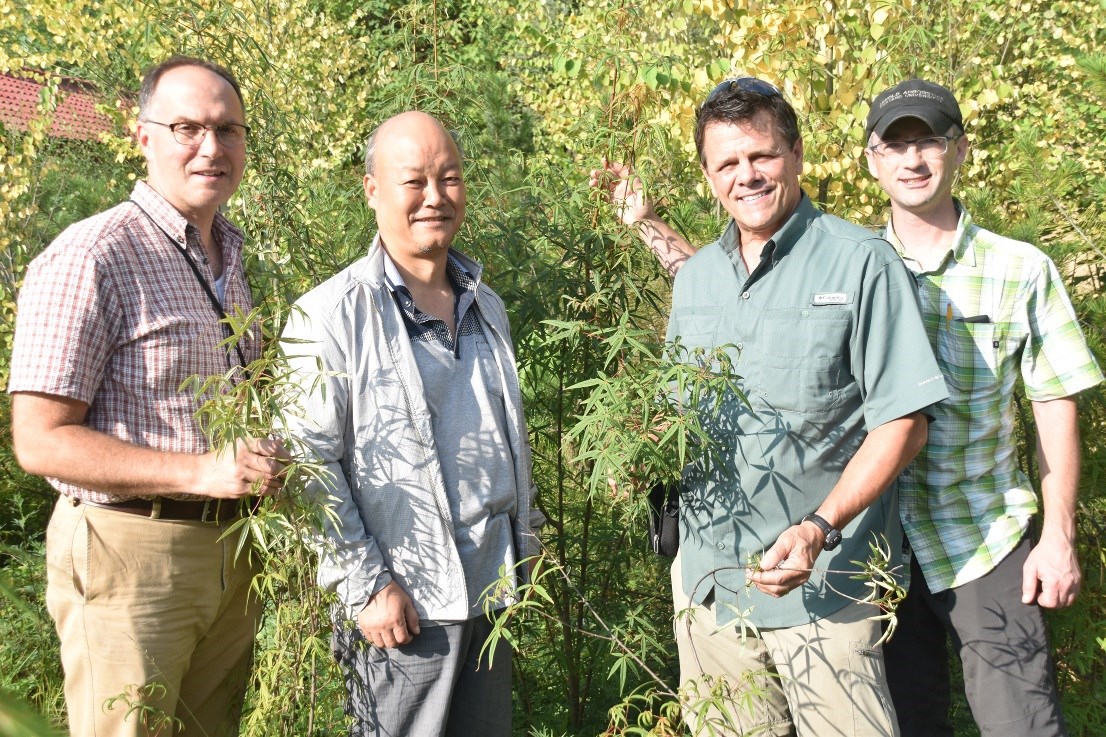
[46,496,261,737]
[672,555,899,737]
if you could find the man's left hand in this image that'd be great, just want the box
[1022,533,1081,608]
[747,522,825,598]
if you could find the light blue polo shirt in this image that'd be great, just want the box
[668,194,948,628]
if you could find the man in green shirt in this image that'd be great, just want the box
[864,79,1103,737]
[593,79,947,736]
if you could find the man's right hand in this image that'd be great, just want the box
[358,580,421,648]
[588,158,655,226]
[196,437,290,499]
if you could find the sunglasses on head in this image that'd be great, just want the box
[705,77,782,104]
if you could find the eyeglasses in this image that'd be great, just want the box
[705,77,782,104]
[868,135,960,159]
[142,119,250,148]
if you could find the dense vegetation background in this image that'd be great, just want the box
[1,1,1104,735]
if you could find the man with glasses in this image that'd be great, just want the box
[9,56,286,736]
[593,78,947,736]
[864,78,1102,737]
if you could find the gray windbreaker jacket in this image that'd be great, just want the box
[283,236,543,622]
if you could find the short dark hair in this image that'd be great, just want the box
[694,80,800,166]
[138,56,245,118]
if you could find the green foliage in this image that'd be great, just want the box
[1,1,1105,736]
[0,543,64,731]
[102,684,183,737]
[0,692,61,737]
[467,157,686,731]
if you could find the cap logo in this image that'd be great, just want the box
[879,89,948,109]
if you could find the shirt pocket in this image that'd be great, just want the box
[133,308,229,391]
[757,308,856,416]
[935,320,1015,397]
[669,306,725,357]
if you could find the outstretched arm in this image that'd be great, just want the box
[588,159,696,276]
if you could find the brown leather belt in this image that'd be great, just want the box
[81,497,241,524]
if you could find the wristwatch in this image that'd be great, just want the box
[801,513,842,551]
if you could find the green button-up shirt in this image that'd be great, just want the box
[668,194,948,628]
[886,206,1103,593]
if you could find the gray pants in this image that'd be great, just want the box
[885,535,1067,737]
[332,613,512,737]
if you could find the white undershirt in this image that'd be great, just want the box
[213,271,227,304]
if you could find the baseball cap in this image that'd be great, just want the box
[865,79,963,141]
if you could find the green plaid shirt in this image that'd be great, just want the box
[886,206,1103,592]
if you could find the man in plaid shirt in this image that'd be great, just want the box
[864,79,1103,737]
[9,57,286,736]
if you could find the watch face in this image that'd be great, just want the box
[824,529,843,551]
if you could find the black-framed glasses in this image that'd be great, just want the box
[705,76,782,104]
[868,135,960,158]
[142,119,250,148]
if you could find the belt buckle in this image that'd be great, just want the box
[201,499,221,524]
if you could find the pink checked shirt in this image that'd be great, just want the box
[8,182,260,503]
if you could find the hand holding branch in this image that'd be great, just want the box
[588,158,655,226]
[197,436,291,499]
[588,158,695,276]
[746,521,825,598]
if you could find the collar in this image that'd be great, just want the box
[718,191,818,266]
[884,200,978,270]
[383,251,477,293]
[366,232,484,291]
[130,180,243,252]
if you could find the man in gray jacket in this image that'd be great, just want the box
[283,111,543,737]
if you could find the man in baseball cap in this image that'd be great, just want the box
[865,79,1102,737]
[865,78,963,143]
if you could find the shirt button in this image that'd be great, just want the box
[736,342,743,351]
[905,514,914,522]
[716,541,725,550]
[741,291,750,300]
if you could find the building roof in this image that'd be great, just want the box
[0,73,116,141]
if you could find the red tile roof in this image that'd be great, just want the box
[0,73,116,141]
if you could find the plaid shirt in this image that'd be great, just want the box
[886,205,1103,592]
[8,181,260,503]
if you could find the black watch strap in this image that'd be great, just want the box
[802,513,842,551]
